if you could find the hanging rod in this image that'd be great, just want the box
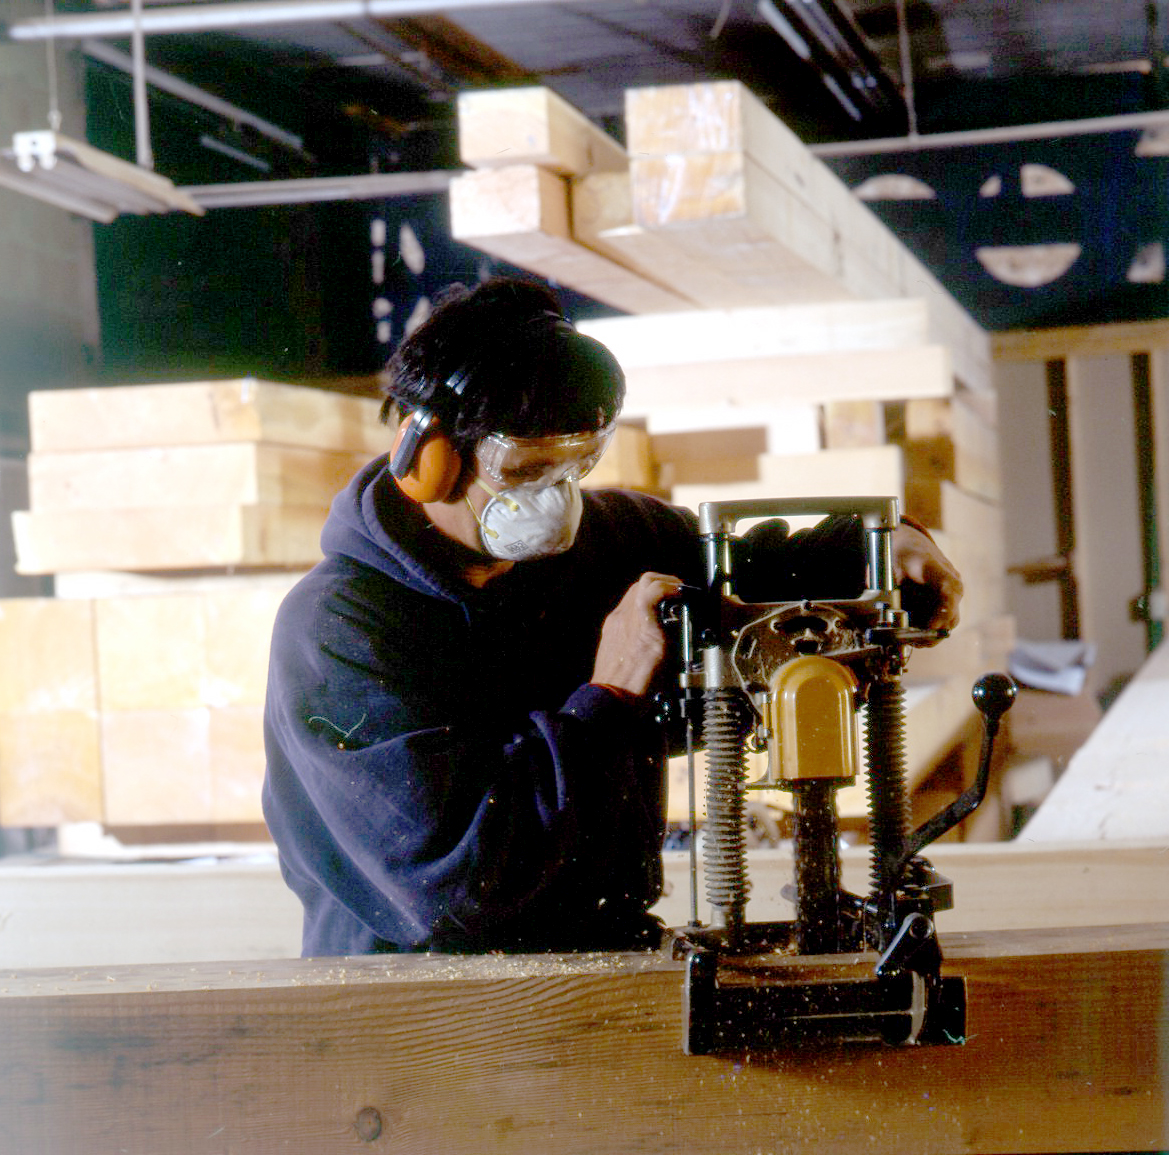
[812,107,1169,157]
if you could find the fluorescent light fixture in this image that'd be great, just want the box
[1,130,205,221]
[181,170,456,208]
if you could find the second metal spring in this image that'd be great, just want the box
[702,687,749,942]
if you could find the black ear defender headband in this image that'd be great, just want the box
[388,309,573,481]
[388,366,472,480]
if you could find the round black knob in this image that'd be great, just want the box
[972,672,1017,722]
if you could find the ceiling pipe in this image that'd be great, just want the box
[813,106,1169,156]
[893,0,916,138]
[6,0,578,40]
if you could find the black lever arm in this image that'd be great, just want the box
[886,673,1017,881]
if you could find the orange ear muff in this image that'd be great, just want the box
[391,420,463,504]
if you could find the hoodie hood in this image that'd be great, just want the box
[319,454,467,604]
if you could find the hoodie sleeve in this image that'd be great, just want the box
[261,561,669,956]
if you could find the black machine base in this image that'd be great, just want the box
[675,923,967,1056]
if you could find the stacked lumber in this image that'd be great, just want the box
[0,578,298,827]
[453,82,989,392]
[450,87,691,314]
[0,598,101,826]
[1,380,385,828]
[13,379,383,573]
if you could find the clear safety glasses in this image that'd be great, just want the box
[474,423,616,488]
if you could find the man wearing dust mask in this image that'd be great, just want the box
[262,276,963,958]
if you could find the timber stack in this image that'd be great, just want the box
[0,380,382,829]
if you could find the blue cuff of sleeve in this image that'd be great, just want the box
[562,683,644,722]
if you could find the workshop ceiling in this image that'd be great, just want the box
[22,0,1169,331]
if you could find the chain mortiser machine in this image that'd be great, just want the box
[661,497,1016,1055]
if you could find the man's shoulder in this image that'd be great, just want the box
[277,554,419,629]
[577,488,701,582]
[581,486,696,533]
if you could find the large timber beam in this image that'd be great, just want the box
[2,923,1166,1154]
[625,81,990,393]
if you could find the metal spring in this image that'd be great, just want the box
[865,678,908,898]
[703,687,749,944]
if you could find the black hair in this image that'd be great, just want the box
[379,277,625,454]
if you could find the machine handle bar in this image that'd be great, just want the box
[697,496,900,536]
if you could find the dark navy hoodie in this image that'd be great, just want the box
[262,455,865,957]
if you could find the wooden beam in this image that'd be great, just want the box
[51,569,306,600]
[93,587,283,711]
[822,400,886,448]
[0,709,102,825]
[613,345,952,417]
[12,504,327,573]
[656,842,1168,932]
[0,598,101,826]
[0,582,291,826]
[626,86,899,300]
[1022,637,1169,841]
[571,170,763,309]
[3,840,1162,970]
[624,81,989,392]
[630,150,856,302]
[670,445,903,511]
[892,396,1002,524]
[26,444,372,512]
[448,164,693,314]
[579,423,656,491]
[98,704,267,826]
[457,86,627,176]
[29,380,385,454]
[1,924,1165,1154]
[647,426,767,489]
[577,298,938,365]
[993,316,1169,361]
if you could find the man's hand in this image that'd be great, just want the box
[592,571,685,697]
[892,524,963,638]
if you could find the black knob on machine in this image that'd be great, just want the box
[971,672,1018,735]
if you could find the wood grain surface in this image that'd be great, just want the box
[1,924,1165,1155]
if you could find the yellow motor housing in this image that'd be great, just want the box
[766,655,859,784]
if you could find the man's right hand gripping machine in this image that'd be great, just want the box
[661,497,1016,1055]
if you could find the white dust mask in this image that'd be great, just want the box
[468,477,583,561]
